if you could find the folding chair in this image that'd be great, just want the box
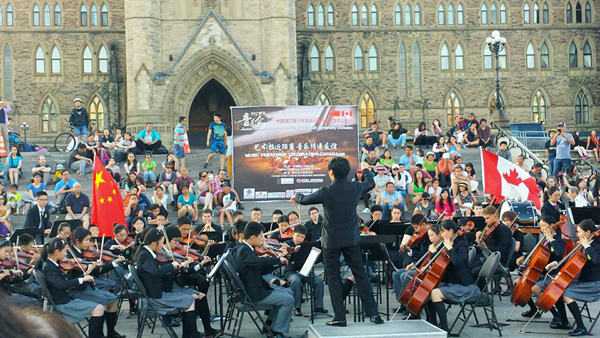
[447,251,502,337]
[221,258,275,338]
[128,265,179,338]
[32,269,89,338]
[578,301,600,334]
[521,233,537,254]
[495,238,515,300]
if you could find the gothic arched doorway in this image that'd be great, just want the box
[188,79,236,147]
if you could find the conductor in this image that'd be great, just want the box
[291,157,384,326]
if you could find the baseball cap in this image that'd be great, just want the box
[426,151,435,158]
[73,98,83,103]
[558,121,566,127]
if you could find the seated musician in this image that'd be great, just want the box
[55,222,72,242]
[135,228,205,338]
[270,215,294,242]
[193,208,223,234]
[472,202,484,217]
[283,225,328,317]
[398,213,429,268]
[68,227,125,338]
[232,210,244,223]
[104,223,138,316]
[502,211,523,271]
[360,205,383,236]
[163,225,220,337]
[303,207,323,242]
[518,218,567,329]
[234,221,294,338]
[37,238,106,338]
[541,187,564,224]
[0,240,39,307]
[559,219,600,336]
[426,220,479,332]
[477,206,513,268]
[226,220,247,250]
[178,217,207,251]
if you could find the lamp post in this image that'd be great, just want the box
[486,30,508,121]
[20,122,29,143]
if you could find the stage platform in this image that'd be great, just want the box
[308,320,447,338]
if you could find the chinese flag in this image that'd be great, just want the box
[90,155,126,237]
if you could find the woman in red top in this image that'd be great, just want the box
[586,129,600,162]
[435,188,456,219]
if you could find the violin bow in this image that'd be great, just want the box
[99,234,105,262]
[66,246,90,277]
[186,230,191,258]
[160,227,176,261]
[13,242,19,271]
[296,205,301,224]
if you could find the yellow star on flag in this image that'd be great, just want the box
[112,189,116,195]
[95,171,106,189]
[100,197,105,204]
[108,196,113,203]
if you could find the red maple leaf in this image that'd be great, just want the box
[502,169,523,186]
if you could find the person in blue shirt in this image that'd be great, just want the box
[173,116,187,169]
[54,171,78,206]
[203,113,228,170]
[380,182,404,220]
[135,122,162,153]
[551,122,575,177]
[398,146,422,172]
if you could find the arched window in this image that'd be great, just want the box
[368,45,378,71]
[526,43,535,68]
[41,97,57,133]
[43,4,50,26]
[327,5,334,25]
[457,4,464,25]
[574,90,589,124]
[414,4,421,25]
[481,4,488,24]
[490,3,497,24]
[0,7,3,26]
[351,5,358,26]
[447,4,454,25]
[371,4,378,25]
[101,4,108,26]
[35,46,45,73]
[583,41,592,68]
[51,46,60,73]
[54,4,61,26]
[585,2,591,23]
[541,42,549,68]
[33,4,40,26]
[455,43,464,70]
[91,4,98,26]
[533,3,539,23]
[575,2,582,23]
[413,42,421,95]
[354,45,363,70]
[484,45,493,69]
[81,4,87,26]
[446,92,461,126]
[543,3,549,23]
[89,96,105,130]
[524,3,530,23]
[404,4,411,25]
[359,92,375,128]
[499,47,507,68]
[3,45,12,99]
[6,4,13,26]
[440,44,450,70]
[395,5,402,25]
[317,5,324,26]
[569,42,578,68]
[83,46,93,73]
[532,90,546,122]
[399,43,407,96]
[360,5,368,25]
[309,45,319,72]
[500,3,507,23]
[99,46,109,73]
[308,4,314,26]
[315,93,330,106]
[324,45,334,72]
[438,4,445,25]
[566,2,573,23]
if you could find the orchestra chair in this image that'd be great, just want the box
[128,265,178,338]
[520,234,537,256]
[33,269,90,338]
[446,251,502,337]
[111,267,140,316]
[578,302,600,334]
[468,246,477,267]
[221,258,275,338]
[494,238,516,301]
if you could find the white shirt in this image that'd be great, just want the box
[48,257,84,284]
[144,245,157,259]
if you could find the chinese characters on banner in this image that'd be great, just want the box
[232,106,359,201]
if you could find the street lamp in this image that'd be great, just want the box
[486,30,508,121]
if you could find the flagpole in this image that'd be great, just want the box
[480,147,486,201]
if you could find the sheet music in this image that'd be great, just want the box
[299,247,321,277]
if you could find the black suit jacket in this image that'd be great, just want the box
[24,205,51,231]
[233,243,281,302]
[136,247,177,298]
[541,200,562,224]
[67,246,114,278]
[443,237,475,286]
[295,169,375,249]
[42,259,84,305]
[484,223,513,267]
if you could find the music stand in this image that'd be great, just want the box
[568,207,600,225]
[206,243,226,259]
[10,228,43,245]
[49,219,83,238]
[200,231,223,242]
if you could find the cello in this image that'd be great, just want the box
[399,239,444,305]
[536,229,600,312]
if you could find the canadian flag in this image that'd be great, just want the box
[481,149,541,209]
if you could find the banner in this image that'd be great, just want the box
[232,106,359,201]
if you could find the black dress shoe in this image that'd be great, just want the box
[521,308,541,318]
[370,315,384,324]
[294,308,303,317]
[550,321,571,330]
[569,327,588,336]
[325,320,347,327]
[314,308,329,314]
[204,327,221,337]
[107,332,126,338]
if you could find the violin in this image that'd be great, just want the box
[173,242,202,261]
[83,248,119,263]
[180,231,210,247]
[59,258,91,272]
[254,238,285,257]
[1,258,31,273]
[360,220,378,236]
[401,226,427,253]
[280,227,294,239]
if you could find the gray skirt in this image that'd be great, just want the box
[564,281,600,302]
[535,276,553,290]
[147,291,195,315]
[70,283,117,306]
[55,298,99,323]
[439,282,481,303]
[172,283,200,296]
[94,276,118,291]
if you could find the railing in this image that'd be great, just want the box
[492,121,550,174]
[511,130,549,149]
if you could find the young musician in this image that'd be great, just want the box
[177,217,205,251]
[478,206,513,267]
[0,240,39,307]
[234,221,294,337]
[67,227,125,338]
[541,187,563,224]
[502,211,523,271]
[398,214,430,268]
[135,228,204,338]
[37,237,106,338]
[103,223,137,315]
[270,215,294,242]
[194,208,223,234]
[283,225,328,316]
[304,207,323,242]
[426,220,478,332]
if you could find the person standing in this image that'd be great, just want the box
[291,157,384,326]
[551,122,575,177]
[173,116,187,169]
[203,113,228,170]
[69,98,89,143]
[0,98,11,149]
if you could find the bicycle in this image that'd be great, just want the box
[54,119,78,152]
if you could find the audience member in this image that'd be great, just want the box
[31,155,53,185]
[64,182,90,228]
[136,122,162,153]
[387,122,407,148]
